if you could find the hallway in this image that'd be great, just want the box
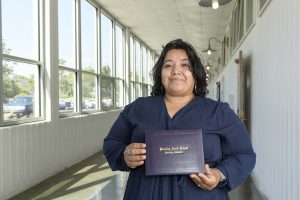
[10,152,264,200]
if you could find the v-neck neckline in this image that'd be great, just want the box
[161,95,197,120]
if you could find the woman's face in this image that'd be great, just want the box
[161,49,195,97]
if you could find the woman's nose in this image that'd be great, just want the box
[171,64,181,75]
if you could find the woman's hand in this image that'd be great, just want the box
[124,143,146,169]
[189,164,222,190]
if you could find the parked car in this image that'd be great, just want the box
[59,99,73,110]
[3,96,33,119]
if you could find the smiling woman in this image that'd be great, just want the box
[161,49,195,99]
[103,39,256,200]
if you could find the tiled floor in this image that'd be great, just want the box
[10,152,263,200]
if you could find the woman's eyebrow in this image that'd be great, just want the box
[163,58,189,63]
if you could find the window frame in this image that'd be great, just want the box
[0,0,45,126]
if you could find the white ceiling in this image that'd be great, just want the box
[96,0,235,64]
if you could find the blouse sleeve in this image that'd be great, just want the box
[103,104,133,171]
[215,102,256,191]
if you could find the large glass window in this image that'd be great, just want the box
[58,0,76,69]
[116,79,124,108]
[129,36,154,101]
[2,61,40,120]
[101,78,114,110]
[101,13,113,77]
[58,0,76,115]
[1,0,42,124]
[129,36,135,82]
[135,41,141,82]
[81,0,98,112]
[59,70,75,113]
[82,73,96,111]
[2,0,39,60]
[81,0,97,73]
[115,25,123,78]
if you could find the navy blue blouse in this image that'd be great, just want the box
[103,96,256,200]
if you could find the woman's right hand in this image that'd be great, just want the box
[124,143,146,169]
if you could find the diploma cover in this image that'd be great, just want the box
[145,129,204,176]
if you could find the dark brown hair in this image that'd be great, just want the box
[150,39,208,97]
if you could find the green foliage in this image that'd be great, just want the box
[82,73,95,99]
[101,65,111,76]
[59,70,74,99]
[2,40,34,102]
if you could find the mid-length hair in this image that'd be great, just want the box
[150,39,208,97]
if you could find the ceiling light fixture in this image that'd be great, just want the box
[202,37,228,55]
[198,0,232,9]
[212,0,219,9]
[204,57,220,70]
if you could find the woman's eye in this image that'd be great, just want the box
[182,64,190,68]
[163,64,171,68]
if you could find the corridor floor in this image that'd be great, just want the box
[10,152,264,200]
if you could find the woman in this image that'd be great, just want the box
[103,39,256,200]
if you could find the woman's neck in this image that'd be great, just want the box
[164,93,195,105]
[163,93,195,119]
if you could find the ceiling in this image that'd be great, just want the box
[96,0,235,66]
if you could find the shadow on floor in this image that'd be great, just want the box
[10,152,263,200]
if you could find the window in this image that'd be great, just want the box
[58,0,76,115]
[100,13,125,110]
[1,0,42,124]
[258,0,271,16]
[1,0,156,125]
[101,13,113,77]
[245,0,254,31]
[223,0,255,65]
[81,0,98,112]
[115,24,124,108]
[129,36,155,101]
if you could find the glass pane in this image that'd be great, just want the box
[101,78,114,110]
[146,50,151,84]
[245,0,253,31]
[129,37,134,81]
[2,60,40,120]
[135,83,141,98]
[101,13,113,76]
[135,41,141,82]
[142,46,147,83]
[142,84,148,97]
[115,25,123,78]
[259,0,268,11]
[59,70,75,114]
[2,0,39,60]
[130,82,135,102]
[82,73,97,111]
[81,0,97,73]
[58,0,76,68]
[116,80,124,108]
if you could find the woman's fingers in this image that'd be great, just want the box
[124,143,146,168]
[189,164,220,190]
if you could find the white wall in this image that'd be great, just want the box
[0,111,121,200]
[208,0,300,199]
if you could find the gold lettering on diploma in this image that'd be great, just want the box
[159,146,189,154]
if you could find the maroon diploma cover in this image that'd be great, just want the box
[145,129,204,176]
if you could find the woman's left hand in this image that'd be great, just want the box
[189,164,221,191]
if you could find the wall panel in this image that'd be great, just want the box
[209,0,300,199]
[0,110,121,199]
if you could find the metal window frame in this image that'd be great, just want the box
[0,0,45,126]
